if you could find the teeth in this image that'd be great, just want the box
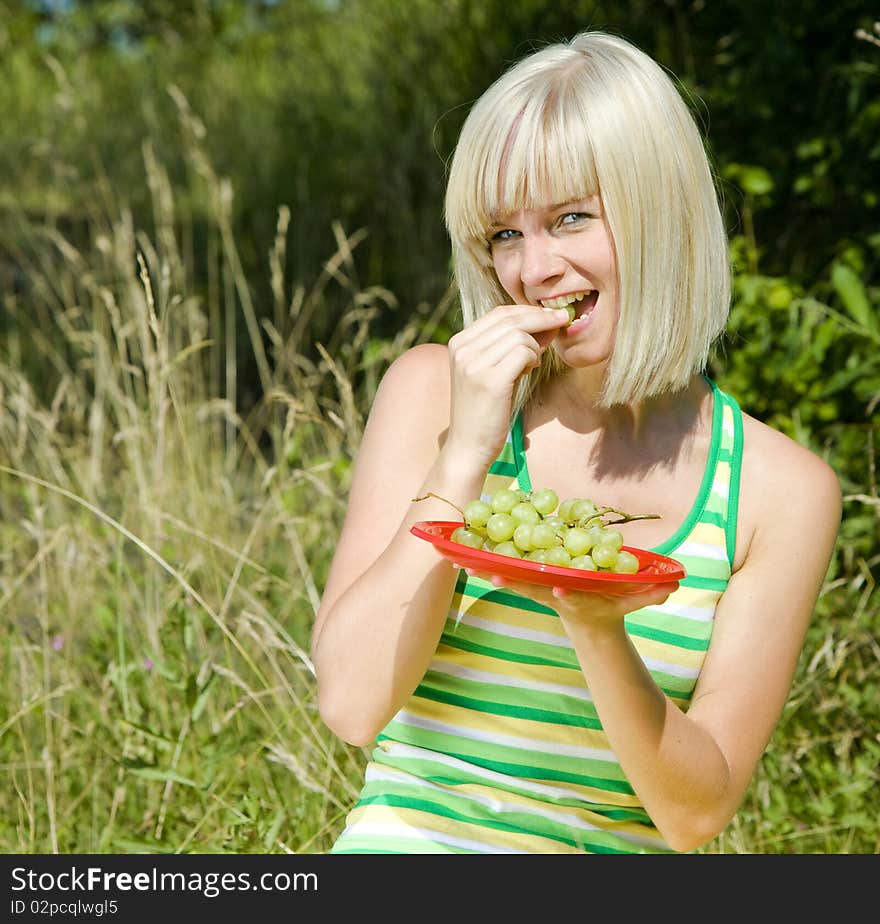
[540,291,593,309]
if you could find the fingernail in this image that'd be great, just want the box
[552,586,567,598]
[491,575,506,587]
[465,568,476,576]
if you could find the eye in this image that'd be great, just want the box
[489,228,520,245]
[558,212,592,227]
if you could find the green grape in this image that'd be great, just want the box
[586,525,607,548]
[490,489,519,514]
[572,499,598,520]
[612,550,640,573]
[486,513,516,542]
[531,489,559,516]
[482,538,497,552]
[512,523,535,552]
[570,554,597,570]
[492,540,521,558]
[526,548,549,562]
[591,544,619,569]
[451,527,484,549]
[557,498,578,523]
[464,499,493,527]
[563,527,592,557]
[545,546,572,566]
[510,501,541,526]
[541,515,566,533]
[598,529,624,553]
[530,523,558,549]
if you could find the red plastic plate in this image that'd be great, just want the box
[411,521,686,595]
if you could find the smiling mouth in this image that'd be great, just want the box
[540,290,599,325]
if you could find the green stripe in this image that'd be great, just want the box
[626,608,715,643]
[439,632,579,669]
[625,621,711,651]
[379,725,632,791]
[511,410,530,492]
[456,577,558,615]
[673,553,730,581]
[415,683,603,730]
[354,791,661,853]
[651,377,724,555]
[681,574,728,591]
[726,391,744,565]
[371,751,654,824]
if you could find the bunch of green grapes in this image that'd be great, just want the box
[443,488,651,574]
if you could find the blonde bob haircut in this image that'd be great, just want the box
[444,30,731,413]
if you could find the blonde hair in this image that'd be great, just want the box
[444,30,731,412]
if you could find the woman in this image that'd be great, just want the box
[311,30,841,854]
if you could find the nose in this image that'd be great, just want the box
[519,233,564,289]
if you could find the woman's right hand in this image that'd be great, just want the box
[444,304,570,469]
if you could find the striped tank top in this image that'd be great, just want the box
[331,379,743,854]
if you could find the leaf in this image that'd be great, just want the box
[112,838,178,855]
[831,262,878,335]
[125,764,200,788]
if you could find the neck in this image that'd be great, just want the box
[531,370,710,444]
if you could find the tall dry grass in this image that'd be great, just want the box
[0,87,452,853]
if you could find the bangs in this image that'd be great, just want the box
[447,77,600,255]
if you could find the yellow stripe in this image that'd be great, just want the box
[688,520,727,547]
[452,593,569,637]
[663,584,722,609]
[402,694,613,752]
[629,635,707,671]
[343,803,586,853]
[432,642,588,689]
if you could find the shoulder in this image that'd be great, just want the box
[360,342,451,451]
[740,411,840,503]
[737,410,842,564]
[374,342,449,403]
[381,341,449,381]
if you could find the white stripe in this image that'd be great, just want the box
[713,478,730,500]
[337,820,526,853]
[447,609,573,648]
[391,710,617,762]
[364,764,668,852]
[427,659,594,702]
[640,655,700,680]
[379,740,604,804]
[675,540,729,562]
[651,600,716,623]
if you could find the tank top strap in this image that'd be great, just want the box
[706,381,744,567]
[481,413,530,500]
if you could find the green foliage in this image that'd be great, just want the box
[0,0,878,854]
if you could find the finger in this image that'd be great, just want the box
[490,575,507,587]
[464,304,570,339]
[552,586,568,598]
[468,329,542,370]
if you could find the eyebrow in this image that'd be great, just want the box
[487,197,601,227]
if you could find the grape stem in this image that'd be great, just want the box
[412,492,466,520]
[593,506,662,526]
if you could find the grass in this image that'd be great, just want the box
[0,129,387,853]
[1,111,877,855]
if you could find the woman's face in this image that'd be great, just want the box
[488,196,619,369]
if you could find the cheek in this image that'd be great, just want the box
[491,257,519,299]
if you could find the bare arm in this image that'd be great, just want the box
[311,344,484,745]
[312,304,570,745]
